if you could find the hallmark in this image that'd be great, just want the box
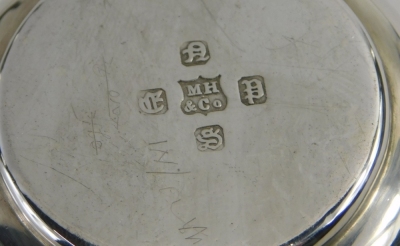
[178,75,227,116]
[138,88,168,115]
[238,76,267,106]
[180,41,210,66]
[194,125,224,152]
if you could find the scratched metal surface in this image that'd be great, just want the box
[0,0,381,245]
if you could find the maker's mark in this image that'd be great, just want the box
[178,75,227,116]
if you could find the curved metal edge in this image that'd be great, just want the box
[0,158,72,246]
[281,1,392,245]
[0,0,396,246]
[0,0,41,67]
[0,0,73,245]
[324,0,400,245]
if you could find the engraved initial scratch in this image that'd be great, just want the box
[102,57,120,129]
[151,150,178,165]
[186,227,208,244]
[179,218,208,244]
[89,111,102,155]
[102,57,111,118]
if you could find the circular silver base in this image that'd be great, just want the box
[0,0,397,245]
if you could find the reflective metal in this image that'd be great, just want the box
[0,0,398,245]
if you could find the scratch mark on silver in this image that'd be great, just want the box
[148,140,168,145]
[71,105,79,120]
[102,56,121,129]
[146,172,191,175]
[179,218,208,244]
[19,156,98,197]
[30,135,58,143]
[199,0,244,52]
[153,160,178,165]
[88,112,102,155]
[149,149,169,153]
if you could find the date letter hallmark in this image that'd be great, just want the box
[180,41,210,66]
[194,125,224,152]
[178,75,227,116]
[138,88,168,115]
[238,76,267,106]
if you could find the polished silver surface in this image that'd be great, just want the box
[0,0,398,245]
